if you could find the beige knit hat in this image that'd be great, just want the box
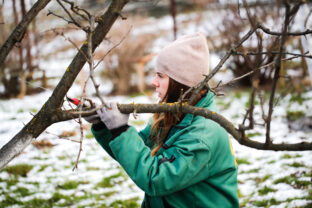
[156,32,209,87]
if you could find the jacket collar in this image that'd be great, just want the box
[175,91,215,128]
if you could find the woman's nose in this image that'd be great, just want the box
[152,78,158,87]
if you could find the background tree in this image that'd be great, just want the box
[0,0,51,98]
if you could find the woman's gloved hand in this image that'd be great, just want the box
[97,103,129,130]
[83,114,101,124]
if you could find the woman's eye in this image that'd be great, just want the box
[157,73,163,78]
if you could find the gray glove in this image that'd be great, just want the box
[97,102,129,130]
[83,114,101,124]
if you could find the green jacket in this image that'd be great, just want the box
[92,92,239,208]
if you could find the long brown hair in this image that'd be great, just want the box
[150,78,207,156]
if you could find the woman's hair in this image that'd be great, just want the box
[150,78,207,156]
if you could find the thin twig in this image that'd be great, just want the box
[61,0,91,20]
[94,27,132,69]
[233,50,312,58]
[45,130,81,143]
[259,23,312,36]
[216,54,303,89]
[72,15,96,171]
[52,29,89,63]
[56,0,86,31]
[47,10,76,25]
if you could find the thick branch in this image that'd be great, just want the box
[0,0,51,66]
[54,103,312,151]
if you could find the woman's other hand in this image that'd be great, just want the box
[97,103,129,130]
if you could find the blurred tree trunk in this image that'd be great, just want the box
[6,0,25,98]
[21,0,33,82]
[116,64,132,95]
[17,0,28,98]
[170,0,177,40]
[0,3,7,96]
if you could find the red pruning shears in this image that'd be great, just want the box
[67,97,80,106]
[66,96,95,109]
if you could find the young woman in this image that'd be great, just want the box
[87,32,239,208]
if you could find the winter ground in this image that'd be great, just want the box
[0,84,311,208]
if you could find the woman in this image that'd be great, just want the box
[87,32,239,208]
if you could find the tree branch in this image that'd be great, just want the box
[259,23,312,36]
[54,103,312,151]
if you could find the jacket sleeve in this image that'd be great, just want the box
[109,124,213,197]
[92,122,152,159]
[91,124,115,159]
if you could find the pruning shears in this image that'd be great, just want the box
[66,96,95,109]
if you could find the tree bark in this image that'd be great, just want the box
[0,0,51,66]
[0,0,129,170]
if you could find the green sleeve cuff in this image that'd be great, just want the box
[91,124,115,159]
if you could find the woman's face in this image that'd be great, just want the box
[152,72,169,101]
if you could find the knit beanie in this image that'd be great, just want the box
[156,32,210,87]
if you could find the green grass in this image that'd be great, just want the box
[59,180,79,190]
[97,171,125,188]
[280,153,302,159]
[240,168,260,174]
[15,186,32,197]
[0,193,22,207]
[215,99,231,110]
[253,198,280,207]
[258,186,277,196]
[86,166,100,171]
[289,94,305,105]
[274,175,311,189]
[236,158,251,165]
[252,195,312,208]
[245,99,260,108]
[286,162,305,168]
[3,177,19,188]
[38,164,49,172]
[286,110,305,121]
[262,174,272,182]
[4,164,33,177]
[109,197,140,208]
